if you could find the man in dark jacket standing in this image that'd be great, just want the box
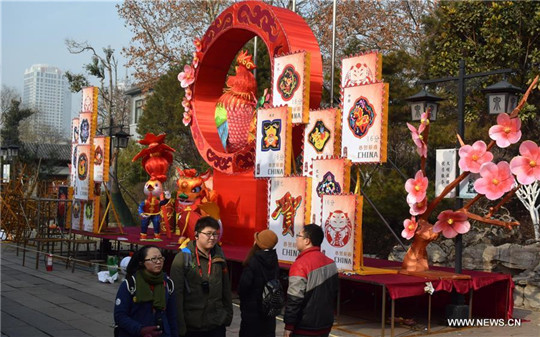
[171,216,233,337]
[284,224,338,337]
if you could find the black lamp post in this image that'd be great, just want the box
[408,60,522,321]
[405,89,444,121]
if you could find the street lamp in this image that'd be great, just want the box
[113,130,130,149]
[8,145,19,158]
[405,89,444,121]
[0,144,20,183]
[483,79,524,115]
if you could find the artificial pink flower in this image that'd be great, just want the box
[405,170,428,203]
[489,113,522,148]
[182,96,191,109]
[178,64,195,88]
[510,140,540,185]
[433,210,471,238]
[408,197,427,216]
[458,140,494,173]
[182,111,192,126]
[474,161,515,200]
[193,38,203,52]
[420,112,430,125]
[192,51,203,69]
[407,122,427,157]
[185,87,192,100]
[401,217,418,240]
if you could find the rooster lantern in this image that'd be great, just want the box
[215,50,258,152]
[132,133,175,240]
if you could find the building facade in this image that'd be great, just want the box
[125,86,148,141]
[22,64,72,139]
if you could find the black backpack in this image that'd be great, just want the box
[260,267,285,317]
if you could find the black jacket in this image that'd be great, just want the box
[238,249,280,337]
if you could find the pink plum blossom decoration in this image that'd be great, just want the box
[407,122,427,157]
[185,87,192,100]
[193,38,202,52]
[182,111,192,126]
[510,140,540,185]
[420,112,430,125]
[433,210,471,238]
[474,161,515,200]
[178,65,195,88]
[458,140,494,173]
[405,170,428,203]
[408,197,427,216]
[192,51,203,69]
[182,97,191,110]
[401,217,418,240]
[489,113,522,148]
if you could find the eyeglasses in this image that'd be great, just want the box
[199,232,219,238]
[295,234,305,238]
[144,256,165,264]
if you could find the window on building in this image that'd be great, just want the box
[134,99,144,123]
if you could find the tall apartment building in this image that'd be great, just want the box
[22,64,72,139]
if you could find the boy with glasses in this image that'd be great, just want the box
[284,224,338,337]
[171,217,232,337]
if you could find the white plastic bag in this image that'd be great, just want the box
[97,270,118,283]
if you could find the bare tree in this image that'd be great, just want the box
[117,0,233,89]
[516,181,540,241]
[1,85,22,129]
[19,122,68,144]
[65,39,130,130]
[117,0,433,90]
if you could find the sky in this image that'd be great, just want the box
[1,0,133,115]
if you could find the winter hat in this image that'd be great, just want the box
[254,229,278,250]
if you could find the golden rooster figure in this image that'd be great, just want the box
[215,50,258,152]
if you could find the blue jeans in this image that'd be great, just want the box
[141,214,161,234]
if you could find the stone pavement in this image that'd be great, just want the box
[1,243,539,337]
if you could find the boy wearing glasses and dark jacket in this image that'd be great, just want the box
[171,216,233,337]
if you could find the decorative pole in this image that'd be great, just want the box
[330,0,337,106]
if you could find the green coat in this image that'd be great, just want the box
[170,241,233,336]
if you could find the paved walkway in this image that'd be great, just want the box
[1,243,539,336]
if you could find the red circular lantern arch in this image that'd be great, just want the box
[190,1,322,174]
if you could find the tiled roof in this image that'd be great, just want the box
[23,143,71,161]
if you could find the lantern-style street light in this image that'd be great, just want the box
[7,145,19,158]
[405,89,444,121]
[0,144,20,183]
[483,79,524,115]
[113,130,130,149]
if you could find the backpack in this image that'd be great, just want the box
[260,268,285,317]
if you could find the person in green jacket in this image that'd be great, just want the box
[171,216,233,337]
